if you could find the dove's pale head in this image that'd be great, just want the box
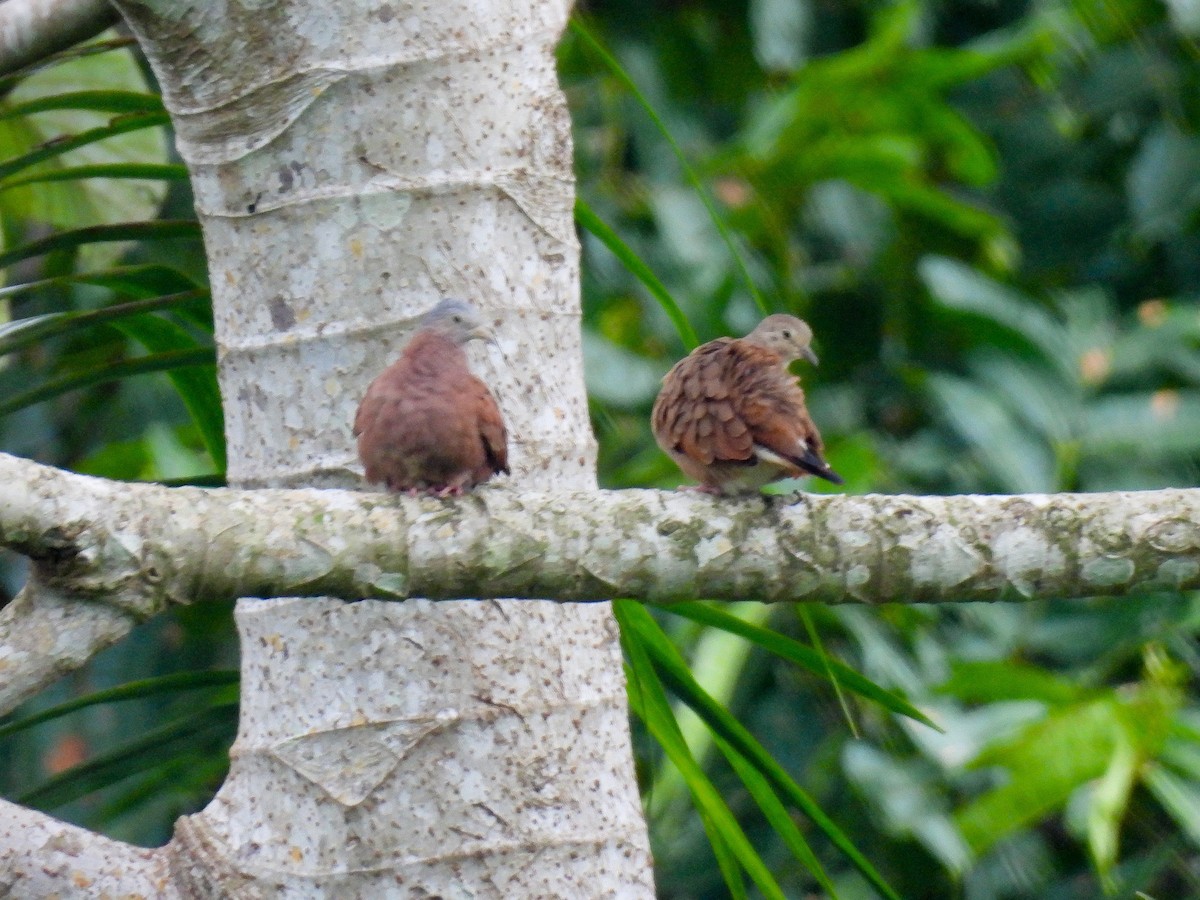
[744,314,818,366]
[419,298,495,345]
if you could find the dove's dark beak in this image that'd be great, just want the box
[801,347,819,366]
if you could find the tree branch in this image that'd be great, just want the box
[0,0,118,77]
[4,450,1199,613]
[0,579,135,714]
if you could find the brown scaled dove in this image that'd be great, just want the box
[354,298,509,496]
[651,314,843,494]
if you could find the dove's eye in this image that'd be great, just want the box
[452,314,463,323]
[782,329,792,339]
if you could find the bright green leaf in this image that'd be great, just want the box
[664,601,939,729]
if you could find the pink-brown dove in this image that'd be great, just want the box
[651,314,842,494]
[354,298,508,496]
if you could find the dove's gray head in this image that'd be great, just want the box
[744,314,818,366]
[419,298,495,345]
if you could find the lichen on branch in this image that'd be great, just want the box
[3,451,1198,613]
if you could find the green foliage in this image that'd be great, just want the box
[0,35,216,478]
[620,599,900,899]
[665,601,938,729]
[920,256,1200,492]
[735,3,1034,251]
[622,601,801,900]
[567,0,1200,896]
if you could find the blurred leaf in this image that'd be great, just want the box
[569,18,768,314]
[664,602,939,729]
[842,742,973,874]
[926,373,1057,492]
[583,328,666,408]
[0,220,201,269]
[1081,391,1200,460]
[797,604,859,737]
[1164,0,1200,35]
[0,90,164,120]
[957,686,1177,854]
[804,179,893,266]
[73,434,153,480]
[708,821,753,900]
[648,602,774,825]
[968,351,1078,445]
[919,256,1068,370]
[1088,730,1138,882]
[1065,0,1165,44]
[140,421,213,480]
[1111,303,1200,384]
[619,602,786,899]
[576,198,698,349]
[19,702,238,810]
[749,0,812,73]
[718,731,830,893]
[1144,761,1200,846]
[0,264,202,303]
[0,671,238,740]
[0,38,137,94]
[0,162,187,191]
[93,749,228,830]
[0,288,208,359]
[619,601,900,900]
[2,34,169,241]
[733,2,1044,244]
[939,660,1086,705]
[957,697,1119,853]
[1160,717,1200,781]
[0,346,214,418]
[108,313,224,471]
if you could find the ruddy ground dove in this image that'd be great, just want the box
[651,314,843,494]
[354,298,508,496]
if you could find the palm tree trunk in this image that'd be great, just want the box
[109,0,653,892]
